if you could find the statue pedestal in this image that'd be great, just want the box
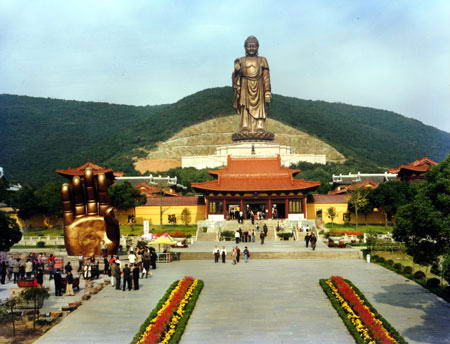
[181,142,326,169]
[231,130,274,142]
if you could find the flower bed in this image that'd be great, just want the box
[328,232,364,236]
[320,276,407,344]
[131,276,204,344]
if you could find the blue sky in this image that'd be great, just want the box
[1,0,449,132]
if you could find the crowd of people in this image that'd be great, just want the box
[0,245,160,298]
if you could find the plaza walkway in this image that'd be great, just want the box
[33,259,450,344]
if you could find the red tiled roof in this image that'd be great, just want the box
[192,156,320,192]
[55,161,124,178]
[135,183,179,197]
[311,194,349,204]
[389,157,438,174]
[144,196,204,206]
[331,179,379,194]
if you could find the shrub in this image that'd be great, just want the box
[443,286,450,298]
[36,241,46,248]
[413,271,426,280]
[403,266,413,274]
[386,259,394,266]
[220,230,234,240]
[378,257,386,263]
[277,233,293,240]
[426,278,440,289]
[393,263,402,271]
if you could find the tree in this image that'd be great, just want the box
[1,296,21,338]
[370,181,416,228]
[0,212,22,251]
[180,208,192,226]
[327,207,336,227]
[34,182,62,228]
[9,184,40,220]
[394,155,450,268]
[442,255,450,284]
[20,287,50,329]
[108,181,147,210]
[348,188,369,229]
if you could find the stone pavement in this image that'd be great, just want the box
[34,259,450,344]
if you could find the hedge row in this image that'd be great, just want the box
[371,255,450,303]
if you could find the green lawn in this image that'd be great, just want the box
[22,228,64,237]
[120,224,197,237]
[374,251,447,284]
[22,225,197,237]
[325,223,393,234]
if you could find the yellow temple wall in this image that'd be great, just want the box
[135,205,206,225]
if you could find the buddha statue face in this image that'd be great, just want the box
[244,36,259,56]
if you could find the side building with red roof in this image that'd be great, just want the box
[191,155,320,220]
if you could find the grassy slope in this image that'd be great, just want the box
[1,87,449,184]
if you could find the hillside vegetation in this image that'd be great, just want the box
[1,87,449,184]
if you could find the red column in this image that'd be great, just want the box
[204,198,209,220]
[302,197,307,219]
[223,198,227,219]
[240,199,244,217]
[285,198,289,219]
[268,198,272,219]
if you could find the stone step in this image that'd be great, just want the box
[177,250,361,260]
[197,232,218,241]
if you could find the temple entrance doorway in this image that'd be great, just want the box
[245,201,267,220]
[272,201,286,219]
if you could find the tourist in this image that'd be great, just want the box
[251,230,256,242]
[78,256,84,272]
[54,269,63,296]
[103,256,110,275]
[48,254,56,280]
[64,261,73,274]
[25,259,33,279]
[19,260,25,280]
[13,258,20,283]
[150,248,157,269]
[83,262,92,280]
[36,266,44,287]
[263,224,268,237]
[100,240,107,257]
[291,227,297,241]
[244,230,249,242]
[65,271,75,296]
[143,252,151,277]
[243,246,250,263]
[239,211,244,224]
[128,250,136,265]
[310,233,317,251]
[305,232,311,248]
[220,246,227,263]
[122,264,132,291]
[0,260,6,284]
[236,246,241,263]
[231,247,237,265]
[235,230,241,244]
[213,245,220,263]
[260,231,265,245]
[132,264,140,290]
[114,262,121,290]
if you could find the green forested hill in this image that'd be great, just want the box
[1,87,449,184]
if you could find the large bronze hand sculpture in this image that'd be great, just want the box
[61,167,120,256]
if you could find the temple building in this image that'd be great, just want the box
[388,157,438,182]
[191,155,320,221]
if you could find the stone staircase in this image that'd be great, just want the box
[196,231,218,241]
[178,250,361,260]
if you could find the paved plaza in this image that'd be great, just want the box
[32,258,450,344]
